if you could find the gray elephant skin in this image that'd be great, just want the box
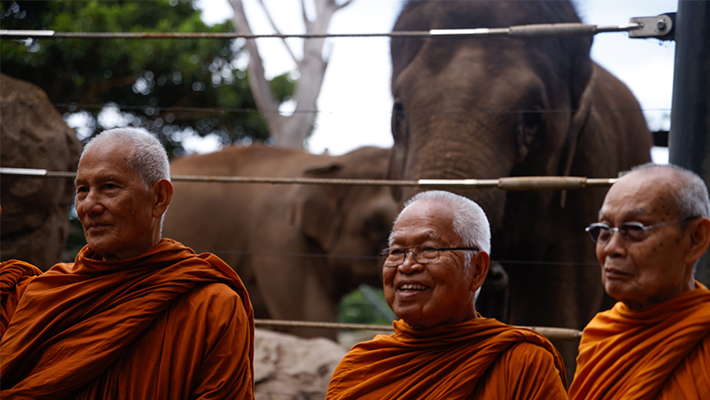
[163,145,398,338]
[388,0,653,374]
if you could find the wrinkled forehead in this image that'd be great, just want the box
[390,200,459,245]
[82,137,132,161]
[77,140,136,179]
[600,169,679,220]
[390,228,441,243]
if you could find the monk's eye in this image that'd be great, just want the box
[620,223,646,240]
[390,248,406,257]
[419,246,439,259]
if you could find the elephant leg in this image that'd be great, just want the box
[254,255,339,340]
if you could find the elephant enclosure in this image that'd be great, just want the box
[3,1,685,393]
[3,165,608,344]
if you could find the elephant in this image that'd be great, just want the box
[163,144,398,338]
[0,73,82,270]
[388,0,653,377]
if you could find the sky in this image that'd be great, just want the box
[194,0,677,162]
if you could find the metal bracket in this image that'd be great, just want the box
[628,13,675,40]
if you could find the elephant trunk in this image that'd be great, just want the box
[395,113,517,236]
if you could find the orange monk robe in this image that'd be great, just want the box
[1,239,255,400]
[569,282,710,400]
[326,317,568,400]
[1,259,43,337]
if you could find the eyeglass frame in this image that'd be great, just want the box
[584,215,699,243]
[379,244,480,267]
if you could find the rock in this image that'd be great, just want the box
[337,330,381,352]
[254,328,348,400]
[0,73,82,270]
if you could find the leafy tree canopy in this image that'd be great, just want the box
[1,0,295,157]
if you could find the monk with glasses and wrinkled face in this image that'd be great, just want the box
[379,213,483,329]
[326,190,568,400]
[570,163,710,399]
[584,166,706,311]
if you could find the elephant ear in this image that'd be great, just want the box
[288,163,343,253]
[557,67,596,207]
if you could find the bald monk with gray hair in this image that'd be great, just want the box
[327,190,567,399]
[1,128,255,399]
[570,163,710,399]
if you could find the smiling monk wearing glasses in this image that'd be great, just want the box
[570,163,710,399]
[326,190,567,399]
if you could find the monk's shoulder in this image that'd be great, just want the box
[178,283,247,321]
[493,341,567,398]
[496,336,564,378]
[504,340,557,361]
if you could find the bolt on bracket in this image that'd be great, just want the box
[628,13,675,40]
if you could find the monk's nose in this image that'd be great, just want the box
[79,189,105,215]
[602,228,627,258]
[398,251,424,274]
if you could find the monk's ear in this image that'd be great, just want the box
[152,179,173,219]
[469,250,490,293]
[685,217,710,266]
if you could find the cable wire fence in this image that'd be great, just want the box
[0,21,643,40]
[0,166,611,269]
[0,7,681,399]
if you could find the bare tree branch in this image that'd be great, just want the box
[257,0,298,64]
[336,0,355,11]
[300,0,309,22]
[228,0,281,136]
[229,0,355,149]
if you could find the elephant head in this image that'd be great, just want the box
[388,0,651,289]
[389,0,593,230]
[288,147,399,297]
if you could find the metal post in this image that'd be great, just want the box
[669,0,710,285]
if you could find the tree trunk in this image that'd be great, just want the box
[228,0,353,149]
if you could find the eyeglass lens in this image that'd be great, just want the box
[587,216,698,243]
[382,246,439,267]
[591,223,646,242]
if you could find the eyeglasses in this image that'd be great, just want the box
[585,215,699,243]
[379,245,479,267]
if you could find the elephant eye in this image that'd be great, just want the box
[521,111,541,144]
[365,215,390,248]
[514,109,542,163]
[393,102,404,115]
[391,102,408,141]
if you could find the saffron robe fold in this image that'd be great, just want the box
[569,282,710,400]
[1,259,43,337]
[326,317,568,399]
[0,239,255,400]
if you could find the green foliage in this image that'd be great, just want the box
[269,71,296,104]
[0,0,294,157]
[339,286,393,326]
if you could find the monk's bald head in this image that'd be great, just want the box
[615,164,710,221]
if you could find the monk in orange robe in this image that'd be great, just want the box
[1,128,254,399]
[327,191,567,399]
[570,164,710,399]
[1,259,42,337]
